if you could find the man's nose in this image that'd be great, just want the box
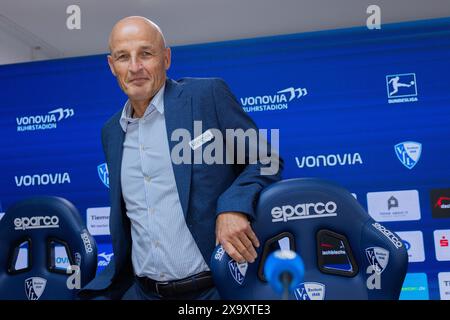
[129,56,143,73]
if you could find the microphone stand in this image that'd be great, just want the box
[280,272,293,300]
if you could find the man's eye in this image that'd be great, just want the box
[117,55,128,61]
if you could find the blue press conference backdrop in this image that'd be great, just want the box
[1,17,450,300]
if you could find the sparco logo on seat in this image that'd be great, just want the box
[14,216,60,230]
[271,202,338,222]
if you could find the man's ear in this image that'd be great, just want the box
[164,47,171,70]
[107,55,117,76]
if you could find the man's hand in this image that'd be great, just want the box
[215,212,260,263]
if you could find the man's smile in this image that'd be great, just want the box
[128,77,149,85]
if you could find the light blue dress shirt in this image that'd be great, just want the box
[119,85,209,281]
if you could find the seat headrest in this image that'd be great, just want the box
[211,178,408,300]
[0,196,97,300]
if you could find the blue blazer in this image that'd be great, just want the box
[80,78,283,299]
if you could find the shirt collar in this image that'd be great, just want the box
[119,84,165,132]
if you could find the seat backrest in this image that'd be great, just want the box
[0,196,97,300]
[211,178,408,300]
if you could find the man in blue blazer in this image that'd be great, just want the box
[79,16,283,300]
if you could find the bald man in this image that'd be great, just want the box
[79,16,283,300]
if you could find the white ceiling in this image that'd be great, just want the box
[1,0,450,62]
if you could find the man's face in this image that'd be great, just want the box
[107,21,171,102]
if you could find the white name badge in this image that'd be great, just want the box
[189,129,214,150]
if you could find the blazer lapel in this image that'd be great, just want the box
[164,79,193,218]
[103,114,129,273]
[108,118,125,207]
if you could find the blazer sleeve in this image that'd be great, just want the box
[212,78,284,220]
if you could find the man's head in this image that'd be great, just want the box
[107,16,171,104]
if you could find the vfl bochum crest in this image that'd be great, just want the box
[294,282,326,300]
[25,277,47,300]
[97,163,109,188]
[228,260,248,285]
[394,141,422,169]
[365,247,390,274]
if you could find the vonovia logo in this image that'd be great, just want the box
[15,172,71,187]
[228,260,248,285]
[97,163,109,188]
[365,247,390,274]
[16,108,75,132]
[240,86,308,113]
[25,277,47,300]
[395,141,422,169]
[294,282,325,300]
[295,152,363,169]
[386,73,418,104]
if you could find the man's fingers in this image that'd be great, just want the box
[222,241,245,264]
[245,225,260,248]
[215,212,260,263]
[237,233,258,262]
[227,230,257,263]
